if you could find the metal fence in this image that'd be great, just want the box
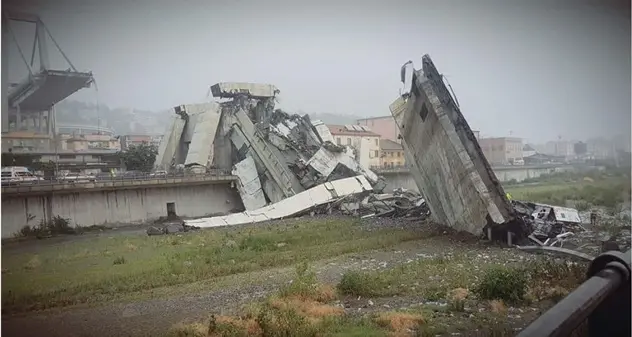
[1,169,233,187]
[518,249,631,337]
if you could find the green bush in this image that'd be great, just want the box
[113,256,126,265]
[16,216,77,238]
[337,271,381,297]
[473,266,527,304]
[278,262,318,299]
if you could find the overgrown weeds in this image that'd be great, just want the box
[473,266,528,304]
[473,259,586,305]
[336,255,468,300]
[169,263,381,337]
[337,271,385,297]
[15,216,108,239]
[3,217,425,314]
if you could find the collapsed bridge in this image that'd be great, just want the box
[390,55,527,239]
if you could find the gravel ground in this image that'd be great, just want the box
[0,216,593,337]
[1,229,534,337]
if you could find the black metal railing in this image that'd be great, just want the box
[518,249,631,337]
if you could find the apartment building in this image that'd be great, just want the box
[120,135,153,151]
[65,134,121,152]
[544,140,575,158]
[379,139,405,168]
[478,137,523,165]
[1,131,53,152]
[356,116,400,143]
[328,124,381,167]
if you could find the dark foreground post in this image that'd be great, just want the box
[517,249,631,337]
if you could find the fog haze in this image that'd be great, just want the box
[5,0,631,143]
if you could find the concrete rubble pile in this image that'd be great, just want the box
[338,188,430,220]
[152,82,394,231]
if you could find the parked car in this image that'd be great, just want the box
[149,170,168,178]
[1,166,44,185]
[122,171,146,179]
[58,172,97,183]
[95,172,115,180]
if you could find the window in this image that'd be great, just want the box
[374,150,379,157]
[336,137,341,145]
[375,139,378,146]
[419,103,429,121]
[397,152,401,157]
[347,138,351,145]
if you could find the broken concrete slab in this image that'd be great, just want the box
[232,155,267,210]
[391,54,523,237]
[185,175,373,228]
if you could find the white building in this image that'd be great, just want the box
[328,124,381,168]
[544,140,574,158]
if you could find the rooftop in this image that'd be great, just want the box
[380,139,403,151]
[479,137,523,142]
[328,124,380,137]
[356,116,393,121]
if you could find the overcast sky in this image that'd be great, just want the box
[4,0,631,143]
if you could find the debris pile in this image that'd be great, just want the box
[513,200,631,259]
[146,220,200,236]
[338,188,430,220]
[152,82,398,231]
[513,201,585,246]
[156,82,385,219]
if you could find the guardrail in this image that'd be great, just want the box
[1,169,233,187]
[1,170,238,196]
[518,249,631,337]
[370,163,577,172]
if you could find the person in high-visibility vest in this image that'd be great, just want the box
[506,192,513,201]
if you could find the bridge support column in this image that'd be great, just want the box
[1,14,8,133]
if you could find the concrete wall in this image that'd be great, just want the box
[2,184,242,238]
[381,165,578,192]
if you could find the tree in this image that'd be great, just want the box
[119,143,157,172]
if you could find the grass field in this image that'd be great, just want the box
[167,252,587,337]
[1,217,428,314]
[504,174,630,209]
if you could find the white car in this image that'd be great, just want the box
[149,170,168,178]
[58,173,97,183]
[1,166,44,185]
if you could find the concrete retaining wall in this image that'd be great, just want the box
[382,166,578,192]
[2,184,242,238]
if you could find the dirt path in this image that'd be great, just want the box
[2,237,512,337]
